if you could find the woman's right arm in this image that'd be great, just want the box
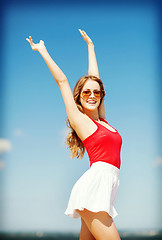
[26,36,83,128]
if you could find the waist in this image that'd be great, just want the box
[91,161,120,177]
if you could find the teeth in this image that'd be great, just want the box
[87,101,96,104]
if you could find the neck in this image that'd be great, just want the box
[83,109,100,121]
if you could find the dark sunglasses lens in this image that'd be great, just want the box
[94,91,101,98]
[82,90,91,97]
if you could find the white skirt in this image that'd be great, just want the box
[64,161,120,219]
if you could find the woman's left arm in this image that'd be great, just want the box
[79,29,99,77]
[79,29,106,119]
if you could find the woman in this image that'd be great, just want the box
[26,29,122,240]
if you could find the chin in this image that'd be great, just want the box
[81,100,100,112]
[87,106,98,111]
[84,104,99,111]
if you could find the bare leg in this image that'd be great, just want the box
[76,209,121,240]
[79,218,96,240]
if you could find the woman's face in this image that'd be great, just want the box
[80,79,102,112]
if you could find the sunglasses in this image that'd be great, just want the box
[82,89,102,99]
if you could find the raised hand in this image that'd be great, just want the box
[26,36,45,51]
[79,29,93,45]
[79,29,99,77]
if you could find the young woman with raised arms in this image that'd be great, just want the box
[26,29,122,240]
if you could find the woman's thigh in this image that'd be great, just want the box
[76,209,121,240]
[79,218,96,240]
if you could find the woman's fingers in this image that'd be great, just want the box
[79,29,87,41]
[79,29,86,35]
[26,36,32,43]
[26,36,35,47]
[80,30,93,44]
[29,36,34,44]
[79,29,84,36]
[26,36,36,50]
[79,28,83,35]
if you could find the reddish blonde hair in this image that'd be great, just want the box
[65,75,105,159]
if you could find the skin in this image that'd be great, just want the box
[80,80,101,118]
[80,80,116,134]
[76,209,121,240]
[26,30,120,240]
[77,80,119,240]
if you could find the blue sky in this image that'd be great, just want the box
[0,0,161,233]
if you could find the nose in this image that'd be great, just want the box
[89,91,95,98]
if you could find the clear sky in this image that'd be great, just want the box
[0,0,162,233]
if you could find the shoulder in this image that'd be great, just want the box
[99,117,108,123]
[72,114,98,142]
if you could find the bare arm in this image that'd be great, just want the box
[79,29,99,77]
[26,36,83,128]
[26,36,67,85]
[79,30,106,119]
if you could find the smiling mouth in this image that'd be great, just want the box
[86,100,97,104]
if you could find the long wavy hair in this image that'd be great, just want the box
[65,75,105,159]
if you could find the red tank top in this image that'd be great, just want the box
[82,117,122,169]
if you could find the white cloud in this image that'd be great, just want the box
[0,139,12,154]
[154,157,162,167]
[13,129,24,137]
[0,160,5,170]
